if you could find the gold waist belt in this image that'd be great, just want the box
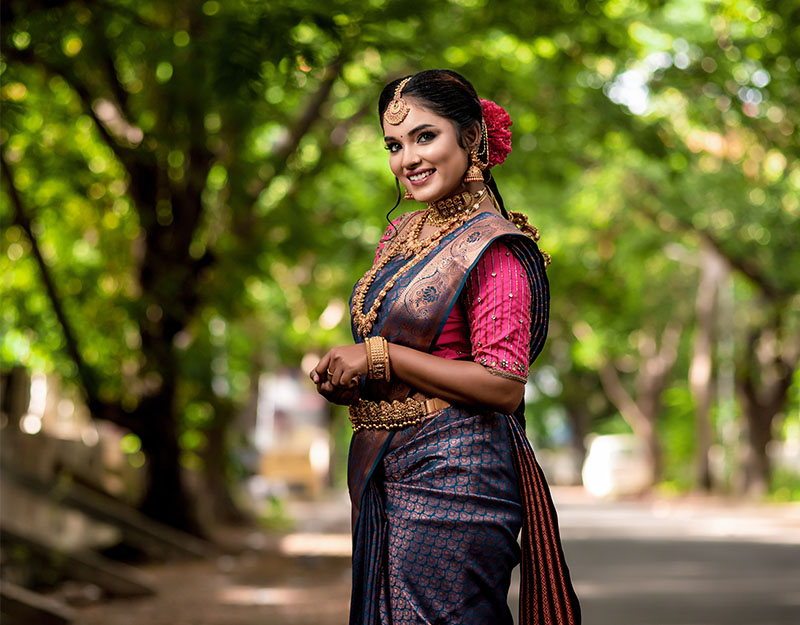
[348,397,450,432]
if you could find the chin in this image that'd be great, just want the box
[413,183,461,204]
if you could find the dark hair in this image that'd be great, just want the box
[378,69,509,226]
[379,70,482,151]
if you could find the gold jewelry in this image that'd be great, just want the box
[326,368,334,377]
[403,189,414,200]
[507,208,551,268]
[426,187,486,226]
[364,340,374,378]
[366,336,387,380]
[382,337,391,382]
[383,77,412,125]
[364,336,391,381]
[349,397,450,432]
[352,206,475,337]
[464,148,485,183]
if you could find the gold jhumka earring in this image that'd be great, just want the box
[464,149,484,182]
[463,118,489,183]
[403,189,414,200]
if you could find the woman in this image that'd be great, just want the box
[311,69,580,625]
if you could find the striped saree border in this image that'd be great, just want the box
[505,414,581,625]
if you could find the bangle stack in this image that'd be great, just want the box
[365,336,391,382]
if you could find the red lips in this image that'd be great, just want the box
[406,168,436,186]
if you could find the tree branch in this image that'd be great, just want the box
[597,363,651,435]
[633,189,786,302]
[246,53,348,206]
[1,151,138,432]
[3,46,147,177]
[84,0,168,31]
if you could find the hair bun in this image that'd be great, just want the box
[480,99,513,168]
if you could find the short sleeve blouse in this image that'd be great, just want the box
[373,220,534,383]
[432,239,532,382]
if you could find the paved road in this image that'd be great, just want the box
[516,491,800,625]
[74,489,800,625]
[291,489,800,625]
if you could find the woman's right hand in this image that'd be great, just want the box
[310,345,365,405]
[314,380,359,406]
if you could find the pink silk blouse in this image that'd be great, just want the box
[375,217,532,383]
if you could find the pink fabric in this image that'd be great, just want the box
[375,219,532,382]
[374,216,408,264]
[432,239,532,381]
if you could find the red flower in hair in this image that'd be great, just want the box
[480,98,513,168]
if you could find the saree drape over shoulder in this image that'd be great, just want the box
[348,210,581,625]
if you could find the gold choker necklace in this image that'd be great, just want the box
[426,188,486,226]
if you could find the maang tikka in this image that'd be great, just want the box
[383,77,412,125]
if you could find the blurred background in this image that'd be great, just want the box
[1,1,798,624]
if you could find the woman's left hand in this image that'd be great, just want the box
[310,343,368,389]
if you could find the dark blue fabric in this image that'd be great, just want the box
[353,406,523,624]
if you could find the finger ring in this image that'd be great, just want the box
[326,369,334,377]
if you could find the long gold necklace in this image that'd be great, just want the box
[352,190,485,337]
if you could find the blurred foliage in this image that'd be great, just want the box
[1,0,799,519]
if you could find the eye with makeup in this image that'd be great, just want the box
[385,131,437,154]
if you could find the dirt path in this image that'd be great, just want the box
[72,493,354,625]
[73,546,352,625]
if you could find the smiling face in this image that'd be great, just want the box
[383,99,472,203]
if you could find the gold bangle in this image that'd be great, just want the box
[372,337,385,380]
[382,337,391,382]
[367,336,384,380]
[364,339,374,379]
[364,336,391,382]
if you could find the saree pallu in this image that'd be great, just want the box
[348,211,581,625]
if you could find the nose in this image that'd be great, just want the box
[401,144,421,171]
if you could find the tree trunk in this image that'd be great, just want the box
[735,321,798,496]
[598,362,660,484]
[565,403,590,484]
[136,389,201,535]
[739,397,772,496]
[598,324,680,486]
[202,400,250,526]
[689,243,727,491]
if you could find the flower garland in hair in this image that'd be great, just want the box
[480,98,513,168]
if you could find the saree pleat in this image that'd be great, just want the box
[380,408,522,624]
[350,432,396,625]
[350,480,388,625]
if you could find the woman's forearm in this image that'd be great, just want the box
[387,343,524,414]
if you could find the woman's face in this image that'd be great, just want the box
[382,99,469,203]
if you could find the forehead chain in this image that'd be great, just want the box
[383,76,413,125]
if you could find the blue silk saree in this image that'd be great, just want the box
[348,210,581,625]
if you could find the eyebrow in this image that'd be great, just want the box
[384,123,436,142]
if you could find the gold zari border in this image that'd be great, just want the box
[485,366,528,383]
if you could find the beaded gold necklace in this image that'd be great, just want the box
[352,190,486,338]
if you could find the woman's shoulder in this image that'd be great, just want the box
[469,210,550,269]
[464,209,533,243]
